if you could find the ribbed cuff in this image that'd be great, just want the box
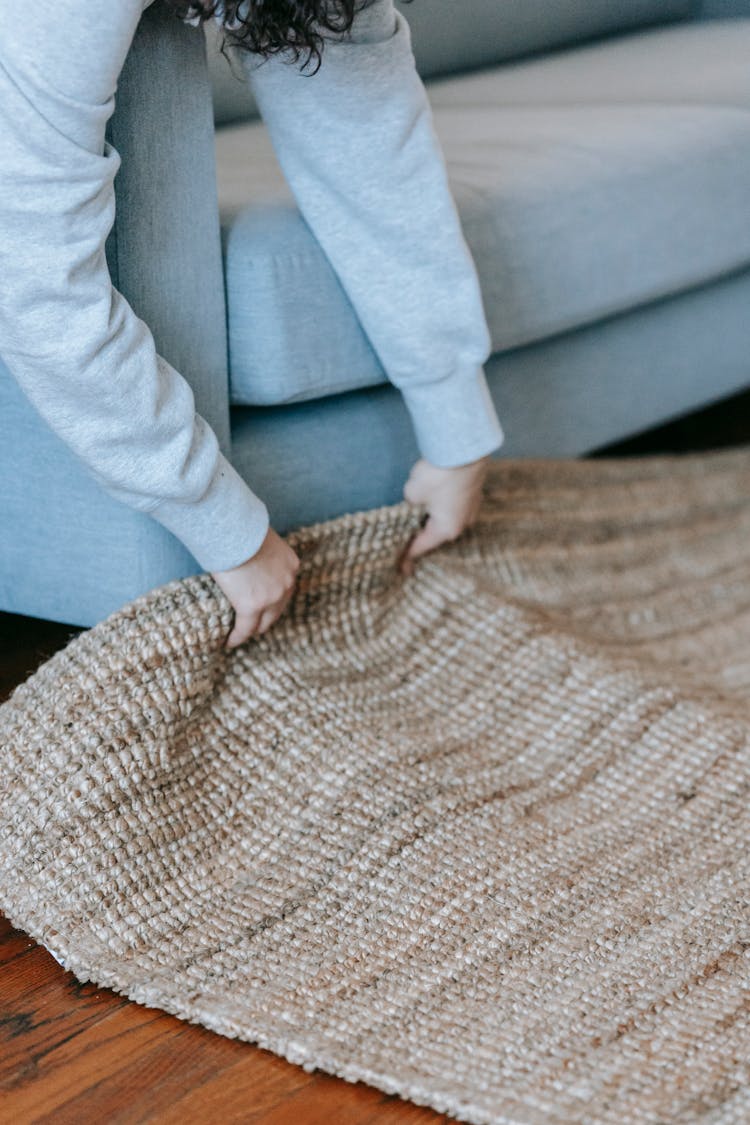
[147,452,271,574]
[401,366,505,468]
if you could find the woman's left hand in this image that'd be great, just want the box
[399,454,492,576]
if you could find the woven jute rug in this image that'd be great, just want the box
[2,447,750,1124]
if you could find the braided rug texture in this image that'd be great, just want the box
[3,448,750,1124]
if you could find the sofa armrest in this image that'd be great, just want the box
[696,0,750,16]
[104,2,232,455]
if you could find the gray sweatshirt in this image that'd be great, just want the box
[0,0,504,574]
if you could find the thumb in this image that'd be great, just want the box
[404,516,446,563]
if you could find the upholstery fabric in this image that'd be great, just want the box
[216,21,750,407]
[227,268,750,534]
[3,1,748,631]
[5,265,750,628]
[424,20,750,110]
[206,0,697,126]
[0,5,226,625]
[392,0,697,80]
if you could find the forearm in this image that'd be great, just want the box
[240,0,505,467]
[0,0,270,573]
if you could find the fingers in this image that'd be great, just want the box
[400,455,491,577]
[399,514,461,576]
[225,593,294,650]
[256,603,283,635]
[226,609,261,649]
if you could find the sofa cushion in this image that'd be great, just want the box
[206,0,696,126]
[393,0,696,81]
[423,20,750,111]
[217,20,750,407]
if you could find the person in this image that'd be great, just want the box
[0,0,505,649]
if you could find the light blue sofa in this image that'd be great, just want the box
[2,0,749,627]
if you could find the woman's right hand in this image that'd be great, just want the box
[210,527,301,649]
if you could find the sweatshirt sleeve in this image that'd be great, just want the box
[0,0,271,575]
[238,0,505,468]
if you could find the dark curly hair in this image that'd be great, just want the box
[164,0,413,75]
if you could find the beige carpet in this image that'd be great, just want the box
[2,447,750,1124]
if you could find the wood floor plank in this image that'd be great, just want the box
[0,906,455,1123]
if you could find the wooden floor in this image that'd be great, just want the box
[2,388,750,1123]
